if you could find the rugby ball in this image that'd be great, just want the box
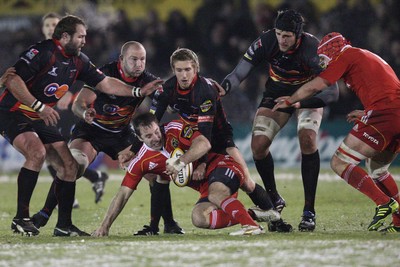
[170,148,193,187]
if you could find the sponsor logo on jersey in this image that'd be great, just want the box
[148,162,158,170]
[44,83,69,99]
[103,104,119,115]
[47,66,58,77]
[171,137,179,149]
[363,132,379,145]
[25,48,39,60]
[200,99,212,113]
[182,125,193,139]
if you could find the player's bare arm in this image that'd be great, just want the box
[0,67,16,87]
[6,73,60,126]
[56,91,73,110]
[92,186,134,237]
[272,77,330,111]
[95,76,163,97]
[72,86,97,124]
[166,135,211,176]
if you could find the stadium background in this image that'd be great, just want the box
[0,0,399,172]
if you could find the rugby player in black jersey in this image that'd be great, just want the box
[31,41,183,236]
[0,15,162,236]
[150,48,292,232]
[220,9,339,231]
[41,12,108,209]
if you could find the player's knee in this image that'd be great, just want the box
[366,158,390,179]
[70,148,89,178]
[252,116,280,141]
[298,129,317,152]
[28,148,46,166]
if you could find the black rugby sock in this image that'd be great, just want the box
[254,153,277,193]
[161,183,175,226]
[301,150,320,213]
[40,179,58,217]
[82,168,99,183]
[16,168,39,218]
[149,182,162,230]
[54,177,75,228]
[247,183,274,210]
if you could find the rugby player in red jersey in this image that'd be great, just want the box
[92,113,267,236]
[273,32,400,232]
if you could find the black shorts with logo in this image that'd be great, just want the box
[70,121,136,160]
[0,110,65,144]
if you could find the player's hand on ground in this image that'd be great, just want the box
[0,67,16,86]
[140,79,164,96]
[83,107,96,124]
[346,110,364,123]
[39,105,60,126]
[118,150,135,169]
[92,227,109,237]
[56,91,73,110]
[192,162,206,181]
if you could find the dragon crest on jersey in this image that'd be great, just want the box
[171,137,179,149]
[182,125,194,139]
[200,99,212,113]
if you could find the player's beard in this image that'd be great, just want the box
[64,41,80,56]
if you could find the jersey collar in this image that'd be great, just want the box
[176,74,198,95]
[118,61,138,83]
[53,39,71,58]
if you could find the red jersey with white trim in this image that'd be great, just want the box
[319,47,400,110]
[0,39,105,119]
[121,120,201,190]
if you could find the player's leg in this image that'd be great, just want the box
[297,108,323,231]
[191,201,239,229]
[251,107,290,212]
[331,134,398,230]
[11,131,46,236]
[48,140,89,236]
[366,153,400,232]
[208,168,263,235]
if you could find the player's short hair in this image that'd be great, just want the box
[133,113,159,137]
[120,41,145,57]
[275,9,304,37]
[41,12,61,25]
[53,15,86,40]
[170,48,200,72]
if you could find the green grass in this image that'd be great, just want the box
[1,169,399,267]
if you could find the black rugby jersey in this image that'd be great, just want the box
[86,61,158,133]
[152,74,231,142]
[0,39,105,119]
[244,29,322,96]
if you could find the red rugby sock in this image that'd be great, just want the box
[220,197,258,227]
[341,164,390,205]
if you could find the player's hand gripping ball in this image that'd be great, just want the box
[168,148,193,187]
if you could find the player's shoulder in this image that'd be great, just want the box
[19,39,54,60]
[141,70,159,82]
[163,76,177,91]
[300,32,320,47]
[164,119,184,133]
[196,75,218,95]
[99,61,118,76]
